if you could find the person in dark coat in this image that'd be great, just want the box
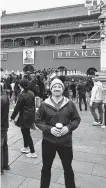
[3,77,12,99]
[35,78,81,188]
[1,87,10,175]
[85,78,94,93]
[37,74,45,100]
[14,80,21,103]
[10,79,37,158]
[58,75,70,98]
[77,79,87,111]
[63,82,70,98]
[70,79,76,101]
[29,74,40,97]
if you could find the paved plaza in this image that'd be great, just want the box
[1,103,106,188]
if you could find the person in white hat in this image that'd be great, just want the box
[90,76,104,126]
[35,78,81,188]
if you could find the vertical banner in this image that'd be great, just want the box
[23,48,34,65]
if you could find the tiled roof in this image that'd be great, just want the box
[1,4,89,25]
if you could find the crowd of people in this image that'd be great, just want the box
[1,68,106,188]
[0,68,94,106]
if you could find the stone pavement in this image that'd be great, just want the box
[1,103,106,188]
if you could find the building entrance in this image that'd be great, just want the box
[23,65,34,73]
[87,67,97,75]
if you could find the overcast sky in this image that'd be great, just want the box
[1,0,85,14]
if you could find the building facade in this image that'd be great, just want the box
[1,4,101,74]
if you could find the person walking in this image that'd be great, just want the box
[90,77,104,126]
[10,79,37,158]
[1,87,10,175]
[14,80,21,103]
[101,85,106,128]
[10,81,15,103]
[58,75,70,98]
[29,74,40,97]
[85,78,94,105]
[70,79,76,102]
[35,78,81,188]
[77,79,87,111]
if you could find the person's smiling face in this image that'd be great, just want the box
[51,84,64,97]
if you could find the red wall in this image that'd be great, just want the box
[1,45,100,73]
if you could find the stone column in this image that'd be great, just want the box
[12,39,14,47]
[25,38,27,46]
[71,34,73,43]
[98,8,106,127]
[42,37,45,45]
[55,35,58,45]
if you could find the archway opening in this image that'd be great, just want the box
[58,34,71,44]
[44,35,56,45]
[26,37,42,46]
[73,33,87,44]
[14,38,25,47]
[23,65,34,73]
[87,67,97,76]
[0,68,4,71]
[58,66,67,71]
[2,39,13,48]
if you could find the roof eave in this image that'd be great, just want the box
[1,13,100,26]
[1,24,100,37]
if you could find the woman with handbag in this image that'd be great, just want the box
[10,79,37,158]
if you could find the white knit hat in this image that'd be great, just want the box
[50,78,64,90]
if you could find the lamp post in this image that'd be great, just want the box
[85,1,106,127]
[99,8,106,71]
[98,5,106,128]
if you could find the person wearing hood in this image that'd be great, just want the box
[35,78,81,188]
[90,77,104,126]
[10,79,37,158]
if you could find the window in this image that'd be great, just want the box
[14,38,25,47]
[58,34,71,45]
[2,39,13,48]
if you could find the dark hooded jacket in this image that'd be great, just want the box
[35,97,81,146]
[77,82,86,96]
[1,92,9,129]
[11,90,35,129]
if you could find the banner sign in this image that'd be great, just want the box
[0,53,7,61]
[53,48,100,59]
[23,48,34,65]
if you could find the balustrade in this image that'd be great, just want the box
[1,30,100,48]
